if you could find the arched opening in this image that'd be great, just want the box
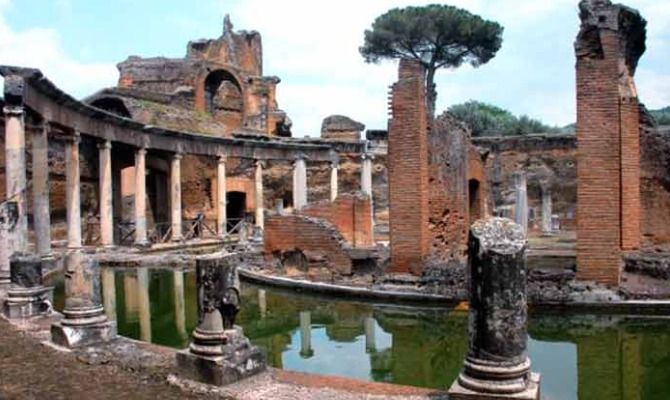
[226,191,247,229]
[468,179,482,224]
[90,97,132,118]
[204,70,243,115]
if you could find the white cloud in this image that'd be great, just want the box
[0,0,117,98]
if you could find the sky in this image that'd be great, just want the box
[0,0,669,136]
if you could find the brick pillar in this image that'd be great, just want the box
[575,1,645,285]
[387,60,430,275]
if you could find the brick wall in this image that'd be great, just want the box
[387,59,430,275]
[428,113,469,261]
[264,214,353,275]
[575,3,645,285]
[301,193,373,248]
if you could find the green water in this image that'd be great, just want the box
[48,268,670,399]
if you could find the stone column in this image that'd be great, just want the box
[361,153,373,197]
[170,153,183,242]
[51,252,116,348]
[101,267,117,322]
[364,317,376,353]
[134,148,148,246]
[137,267,152,342]
[254,160,265,229]
[541,186,553,235]
[32,123,52,257]
[448,217,540,400]
[177,256,265,386]
[513,171,528,235]
[99,140,114,247]
[4,97,28,255]
[330,161,338,202]
[299,311,313,358]
[3,253,54,318]
[173,270,186,340]
[217,155,227,237]
[292,156,307,211]
[65,134,82,249]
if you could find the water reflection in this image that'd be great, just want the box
[48,268,670,399]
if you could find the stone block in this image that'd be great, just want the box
[50,320,117,348]
[448,372,541,400]
[176,327,266,386]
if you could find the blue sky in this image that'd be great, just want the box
[1,0,669,136]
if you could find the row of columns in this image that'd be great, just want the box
[513,171,554,235]
[3,106,375,255]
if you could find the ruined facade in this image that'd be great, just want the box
[87,16,290,137]
[575,0,646,285]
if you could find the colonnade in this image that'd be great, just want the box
[2,103,375,255]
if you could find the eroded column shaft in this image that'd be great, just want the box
[99,141,114,247]
[217,156,227,237]
[255,160,264,229]
[514,172,528,235]
[65,135,82,249]
[5,107,28,254]
[293,157,307,210]
[171,153,183,241]
[330,163,338,202]
[541,188,552,234]
[33,123,51,256]
[134,148,148,245]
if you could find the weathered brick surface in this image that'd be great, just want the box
[264,214,353,275]
[387,60,430,275]
[575,1,646,285]
[301,193,373,248]
[640,117,670,247]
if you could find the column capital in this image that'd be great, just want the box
[218,154,227,164]
[255,159,266,168]
[3,106,24,117]
[97,140,112,150]
[173,152,183,161]
[42,121,51,133]
[62,131,81,144]
[330,160,339,169]
[136,147,147,156]
[361,152,375,161]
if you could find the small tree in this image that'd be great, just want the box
[360,5,503,116]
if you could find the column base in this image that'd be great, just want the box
[3,285,54,319]
[448,372,541,400]
[177,327,266,386]
[51,305,116,348]
[134,241,151,249]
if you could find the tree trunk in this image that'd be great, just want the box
[426,67,437,120]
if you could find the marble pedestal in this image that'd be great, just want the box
[50,305,116,348]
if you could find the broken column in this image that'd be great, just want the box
[3,253,54,318]
[170,153,183,242]
[4,76,29,256]
[33,123,52,257]
[541,185,553,235]
[254,160,265,230]
[575,0,646,285]
[513,172,528,235]
[98,140,114,247]
[134,147,148,246]
[177,255,265,385]
[292,155,307,211]
[448,217,540,399]
[217,155,227,237]
[51,251,116,347]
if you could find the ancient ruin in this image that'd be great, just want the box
[1,0,670,398]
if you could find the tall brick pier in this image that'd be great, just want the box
[387,60,430,275]
[575,0,646,285]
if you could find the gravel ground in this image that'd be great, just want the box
[0,317,220,400]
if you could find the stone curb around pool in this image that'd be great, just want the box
[238,268,670,315]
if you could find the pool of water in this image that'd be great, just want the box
[47,268,670,399]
